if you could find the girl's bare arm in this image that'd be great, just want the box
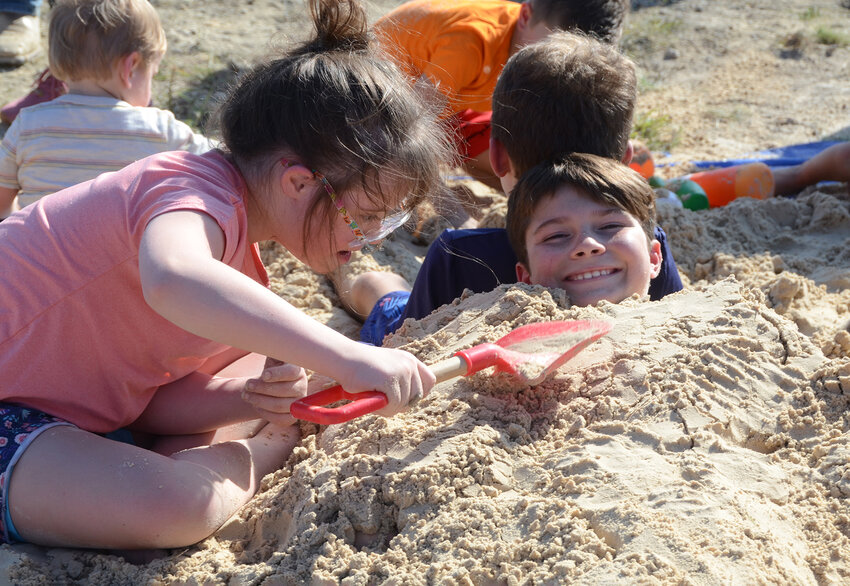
[138,209,434,415]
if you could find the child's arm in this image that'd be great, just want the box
[0,129,21,214]
[0,186,17,216]
[139,209,434,416]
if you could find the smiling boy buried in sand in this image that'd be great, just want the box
[507,152,661,305]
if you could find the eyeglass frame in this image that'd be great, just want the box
[280,159,410,251]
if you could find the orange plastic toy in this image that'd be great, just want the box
[687,162,775,207]
[629,141,655,179]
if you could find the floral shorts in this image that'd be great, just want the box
[0,403,72,544]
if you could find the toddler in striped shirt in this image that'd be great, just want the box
[0,0,213,216]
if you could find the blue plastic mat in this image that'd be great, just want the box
[690,140,844,169]
[449,140,846,179]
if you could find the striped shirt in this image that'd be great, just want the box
[0,94,216,208]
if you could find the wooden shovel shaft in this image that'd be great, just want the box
[430,355,469,383]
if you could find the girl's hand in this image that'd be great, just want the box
[242,359,309,425]
[337,345,436,417]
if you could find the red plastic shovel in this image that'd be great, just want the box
[290,319,611,425]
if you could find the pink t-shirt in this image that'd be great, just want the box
[0,150,269,433]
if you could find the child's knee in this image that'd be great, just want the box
[354,271,411,297]
[347,271,411,318]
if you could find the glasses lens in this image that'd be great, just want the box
[363,209,411,245]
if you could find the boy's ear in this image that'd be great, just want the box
[118,52,144,88]
[649,239,662,279]
[516,262,533,285]
[489,137,512,178]
[516,2,534,32]
[622,140,634,165]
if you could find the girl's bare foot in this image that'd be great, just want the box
[247,421,301,478]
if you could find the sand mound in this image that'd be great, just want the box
[5,176,849,585]
[11,271,849,584]
[4,173,849,585]
[657,186,850,356]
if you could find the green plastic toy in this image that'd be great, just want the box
[668,178,709,211]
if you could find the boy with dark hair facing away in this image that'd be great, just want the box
[508,153,662,305]
[488,28,635,191]
[334,31,683,345]
[0,0,214,215]
[374,0,629,189]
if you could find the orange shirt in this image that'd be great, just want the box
[375,0,520,114]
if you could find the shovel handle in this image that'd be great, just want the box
[291,355,471,424]
[289,386,388,425]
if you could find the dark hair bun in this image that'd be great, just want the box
[306,0,369,53]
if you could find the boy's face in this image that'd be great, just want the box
[516,184,662,306]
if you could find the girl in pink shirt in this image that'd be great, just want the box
[0,0,453,551]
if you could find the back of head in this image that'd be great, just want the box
[506,153,656,267]
[491,30,636,178]
[529,0,628,44]
[48,0,166,82]
[217,0,454,253]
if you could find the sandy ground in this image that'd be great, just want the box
[1,0,849,584]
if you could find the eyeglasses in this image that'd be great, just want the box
[281,159,410,251]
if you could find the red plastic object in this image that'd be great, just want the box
[291,319,611,425]
[688,162,775,207]
[290,386,388,425]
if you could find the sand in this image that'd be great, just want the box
[6,189,850,583]
[1,0,849,584]
[9,274,848,584]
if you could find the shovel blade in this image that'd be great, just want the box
[457,319,611,385]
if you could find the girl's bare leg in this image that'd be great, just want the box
[141,351,269,455]
[147,418,269,456]
[332,270,411,320]
[8,422,298,549]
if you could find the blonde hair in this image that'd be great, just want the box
[48,0,166,82]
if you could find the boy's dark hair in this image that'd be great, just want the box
[217,0,454,266]
[48,0,166,82]
[529,0,629,44]
[491,30,636,178]
[507,153,657,267]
